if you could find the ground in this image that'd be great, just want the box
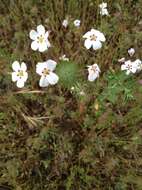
[0,0,142,190]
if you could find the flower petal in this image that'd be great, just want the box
[88,72,98,82]
[37,25,45,35]
[47,72,59,85]
[38,42,48,52]
[83,31,92,39]
[92,40,102,50]
[46,60,57,71]
[91,29,106,42]
[31,41,39,51]
[29,30,38,40]
[126,70,130,75]
[39,76,49,87]
[45,39,51,48]
[22,72,28,82]
[12,72,18,82]
[45,31,49,39]
[21,62,27,71]
[84,39,92,49]
[12,61,20,72]
[16,79,25,88]
[36,62,48,75]
[131,67,137,73]
[121,64,127,71]
[99,2,107,9]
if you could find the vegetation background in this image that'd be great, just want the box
[0,0,142,189]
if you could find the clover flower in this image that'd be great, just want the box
[36,59,59,87]
[29,25,51,52]
[128,48,135,57]
[59,54,69,61]
[74,19,81,27]
[12,61,28,88]
[83,29,106,50]
[88,64,100,81]
[99,2,109,16]
[121,60,138,75]
[62,19,68,28]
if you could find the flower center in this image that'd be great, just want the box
[90,34,97,41]
[17,70,24,77]
[42,68,50,76]
[37,35,45,44]
[127,64,132,70]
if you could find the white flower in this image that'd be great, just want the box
[74,19,81,27]
[59,54,69,61]
[128,48,135,57]
[62,19,68,28]
[83,29,106,50]
[87,64,100,82]
[99,2,109,16]
[79,91,85,96]
[134,59,142,71]
[29,25,51,52]
[121,60,138,75]
[12,61,28,88]
[36,59,59,87]
[99,2,107,9]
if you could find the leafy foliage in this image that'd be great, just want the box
[56,61,80,89]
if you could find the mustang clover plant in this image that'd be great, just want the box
[83,29,106,50]
[36,59,59,87]
[12,61,28,88]
[87,64,100,82]
[29,24,51,52]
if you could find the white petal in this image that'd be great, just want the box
[12,61,20,72]
[12,72,18,82]
[128,48,135,57]
[46,60,57,71]
[88,72,98,82]
[37,25,45,35]
[45,31,49,38]
[39,76,49,87]
[121,64,127,71]
[126,70,130,75]
[38,42,47,52]
[31,41,39,51]
[92,40,102,50]
[21,62,27,71]
[100,8,109,16]
[29,30,38,40]
[36,62,48,75]
[84,39,92,49]
[83,31,92,39]
[91,29,106,42]
[22,72,28,82]
[99,3,107,9]
[131,67,137,73]
[47,72,59,85]
[16,79,25,88]
[45,39,51,48]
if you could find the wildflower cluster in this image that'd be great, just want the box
[11,2,141,89]
[120,48,142,75]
